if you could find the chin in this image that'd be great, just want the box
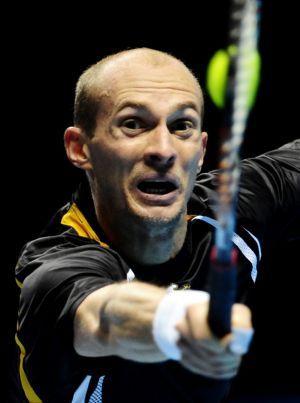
[132,204,185,227]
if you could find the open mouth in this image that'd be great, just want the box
[137,180,178,195]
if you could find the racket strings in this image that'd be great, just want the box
[216,0,261,259]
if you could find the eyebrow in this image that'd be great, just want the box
[173,102,201,115]
[115,102,145,114]
[115,101,201,115]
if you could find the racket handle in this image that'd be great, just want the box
[208,246,237,337]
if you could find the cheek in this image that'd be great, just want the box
[181,146,202,172]
[90,142,119,170]
[90,144,135,190]
[180,150,202,196]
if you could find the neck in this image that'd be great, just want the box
[98,211,188,266]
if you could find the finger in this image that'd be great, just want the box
[229,327,254,354]
[179,339,242,379]
[176,303,212,340]
[231,303,252,329]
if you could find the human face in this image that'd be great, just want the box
[87,62,207,231]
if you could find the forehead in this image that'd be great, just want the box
[96,59,202,113]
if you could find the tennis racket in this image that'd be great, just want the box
[207,0,262,346]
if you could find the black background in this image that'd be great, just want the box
[4,1,300,401]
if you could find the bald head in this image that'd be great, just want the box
[74,48,204,138]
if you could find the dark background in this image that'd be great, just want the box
[4,1,300,401]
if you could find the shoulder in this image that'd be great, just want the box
[17,233,130,330]
[16,232,129,291]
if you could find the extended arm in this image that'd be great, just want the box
[73,281,253,379]
[74,281,167,362]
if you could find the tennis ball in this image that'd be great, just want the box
[206,46,261,109]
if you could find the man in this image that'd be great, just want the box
[13,48,300,402]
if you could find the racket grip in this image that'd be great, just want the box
[207,247,237,338]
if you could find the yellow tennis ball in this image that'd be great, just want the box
[206,46,261,109]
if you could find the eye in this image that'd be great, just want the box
[169,119,195,135]
[122,118,145,130]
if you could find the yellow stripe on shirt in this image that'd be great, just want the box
[61,202,109,248]
[15,333,42,403]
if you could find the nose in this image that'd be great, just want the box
[144,125,177,171]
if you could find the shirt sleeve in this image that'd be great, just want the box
[190,139,300,241]
[237,139,300,240]
[16,242,129,397]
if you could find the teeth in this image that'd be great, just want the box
[146,188,167,195]
[138,181,176,195]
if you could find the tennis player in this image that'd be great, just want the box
[12,48,300,403]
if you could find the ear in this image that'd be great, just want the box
[64,127,92,171]
[198,131,208,168]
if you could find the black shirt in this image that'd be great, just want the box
[13,140,300,402]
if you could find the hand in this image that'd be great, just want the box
[176,302,252,379]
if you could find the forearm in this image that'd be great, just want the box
[73,281,167,362]
[73,282,253,379]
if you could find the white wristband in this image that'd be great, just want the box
[152,289,209,361]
